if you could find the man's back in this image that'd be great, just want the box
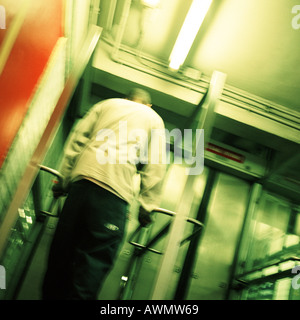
[61,98,166,210]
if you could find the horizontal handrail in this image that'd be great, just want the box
[38,165,66,217]
[129,208,204,256]
[236,255,300,281]
[154,208,204,228]
[39,165,63,182]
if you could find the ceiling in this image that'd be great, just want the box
[91,0,300,153]
[97,0,300,112]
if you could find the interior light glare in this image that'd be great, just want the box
[121,276,128,281]
[169,0,213,70]
[26,216,33,224]
[141,0,161,8]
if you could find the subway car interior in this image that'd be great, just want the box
[0,0,300,301]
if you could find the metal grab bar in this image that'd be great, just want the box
[119,208,204,300]
[38,165,65,218]
[236,255,300,285]
[129,208,204,256]
[39,165,63,182]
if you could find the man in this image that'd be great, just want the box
[42,88,166,300]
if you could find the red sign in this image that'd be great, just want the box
[206,143,245,163]
[0,0,63,168]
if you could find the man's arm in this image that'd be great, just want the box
[138,120,167,226]
[55,103,102,193]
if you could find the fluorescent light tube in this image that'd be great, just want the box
[169,0,213,70]
[141,0,160,8]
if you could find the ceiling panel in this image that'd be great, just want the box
[187,0,300,111]
[99,0,300,112]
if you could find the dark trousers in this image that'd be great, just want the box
[42,179,128,300]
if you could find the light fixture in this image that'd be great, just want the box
[169,0,213,71]
[141,0,160,9]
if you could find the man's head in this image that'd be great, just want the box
[127,88,152,107]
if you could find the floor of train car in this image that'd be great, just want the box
[16,217,58,300]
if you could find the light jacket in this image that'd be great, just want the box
[59,98,166,212]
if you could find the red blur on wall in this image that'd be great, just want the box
[0,0,63,168]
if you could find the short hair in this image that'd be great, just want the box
[127,88,152,105]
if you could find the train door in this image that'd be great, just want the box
[231,189,300,300]
[98,164,251,300]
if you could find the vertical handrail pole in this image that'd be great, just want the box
[150,71,226,300]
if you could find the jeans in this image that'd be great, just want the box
[42,179,128,300]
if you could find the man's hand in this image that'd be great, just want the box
[138,206,153,227]
[52,181,66,199]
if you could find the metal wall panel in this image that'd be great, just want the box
[232,191,300,300]
[186,172,250,299]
